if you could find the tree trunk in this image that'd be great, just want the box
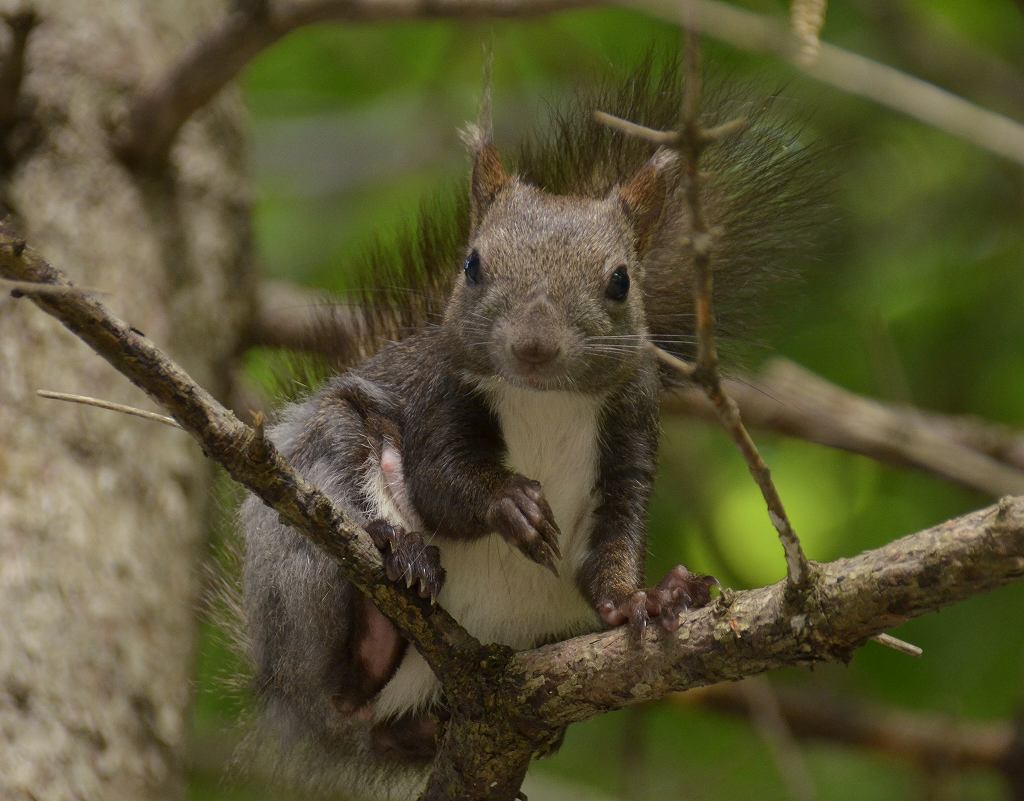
[0,2,251,800]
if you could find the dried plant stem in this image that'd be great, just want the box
[604,16,813,587]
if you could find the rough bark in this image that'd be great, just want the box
[0,2,251,800]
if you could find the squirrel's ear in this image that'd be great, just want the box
[616,149,677,254]
[466,131,510,229]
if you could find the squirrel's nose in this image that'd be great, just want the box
[511,339,561,367]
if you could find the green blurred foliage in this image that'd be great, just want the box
[190,2,1024,799]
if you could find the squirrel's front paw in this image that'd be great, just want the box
[485,474,561,575]
[597,565,718,635]
[365,520,445,603]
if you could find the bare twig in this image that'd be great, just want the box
[663,359,1024,497]
[592,110,680,145]
[36,390,182,429]
[112,0,594,169]
[870,632,922,658]
[630,0,1024,167]
[512,496,1024,729]
[636,8,811,589]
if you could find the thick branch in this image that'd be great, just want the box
[512,496,1024,727]
[665,359,1024,497]
[0,222,481,683]
[111,0,593,169]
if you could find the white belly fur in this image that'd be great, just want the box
[371,381,603,721]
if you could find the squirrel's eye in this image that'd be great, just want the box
[605,267,629,301]
[464,250,482,286]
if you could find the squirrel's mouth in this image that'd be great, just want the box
[501,363,572,391]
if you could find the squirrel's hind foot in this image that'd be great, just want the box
[598,565,718,635]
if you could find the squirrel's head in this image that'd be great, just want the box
[444,130,675,393]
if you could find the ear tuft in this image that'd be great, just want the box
[463,125,510,229]
[617,148,678,254]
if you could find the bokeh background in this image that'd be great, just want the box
[188,2,1024,799]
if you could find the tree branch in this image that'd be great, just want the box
[664,359,1024,497]
[36,389,182,429]
[4,225,1024,799]
[511,496,1024,728]
[111,0,594,169]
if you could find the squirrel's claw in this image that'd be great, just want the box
[486,474,563,575]
[365,519,446,602]
[598,565,717,637]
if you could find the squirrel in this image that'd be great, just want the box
[237,58,822,781]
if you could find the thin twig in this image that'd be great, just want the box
[36,390,182,429]
[592,110,680,145]
[789,0,827,66]
[650,6,811,589]
[112,0,594,169]
[870,632,922,658]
